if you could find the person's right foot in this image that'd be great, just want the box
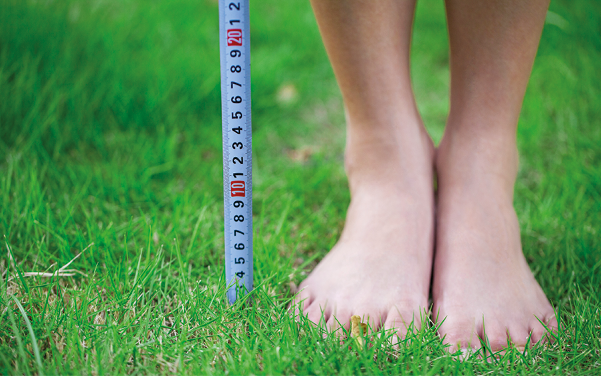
[294,116,436,340]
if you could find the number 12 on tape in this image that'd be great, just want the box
[219,0,253,304]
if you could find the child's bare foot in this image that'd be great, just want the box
[433,134,557,354]
[295,116,435,338]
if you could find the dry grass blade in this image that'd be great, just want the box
[351,315,368,350]
[7,243,93,281]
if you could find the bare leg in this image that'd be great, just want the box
[433,0,556,353]
[296,0,435,336]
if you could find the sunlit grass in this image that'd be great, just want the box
[1,0,600,374]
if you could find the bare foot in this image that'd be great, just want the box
[295,116,435,339]
[433,134,557,354]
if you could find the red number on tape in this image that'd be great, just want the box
[231,180,245,197]
[227,29,242,46]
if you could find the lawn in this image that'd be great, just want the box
[1,0,600,374]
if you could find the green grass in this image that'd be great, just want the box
[1,0,600,374]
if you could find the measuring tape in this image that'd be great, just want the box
[219,0,253,304]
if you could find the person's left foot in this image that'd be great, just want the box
[432,135,557,355]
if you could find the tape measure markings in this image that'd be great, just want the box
[219,0,253,304]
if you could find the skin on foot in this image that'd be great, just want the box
[433,138,557,354]
[294,120,435,340]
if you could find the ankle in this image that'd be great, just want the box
[344,119,435,196]
[436,124,519,194]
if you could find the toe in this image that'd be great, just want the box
[530,313,558,344]
[529,322,546,345]
[292,287,313,318]
[352,306,385,334]
[438,316,482,354]
[306,300,330,327]
[507,324,531,350]
[481,325,512,352]
[544,313,559,341]
[326,307,352,335]
[384,307,421,342]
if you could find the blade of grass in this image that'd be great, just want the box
[11,295,44,376]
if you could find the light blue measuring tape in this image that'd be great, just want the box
[219,0,253,304]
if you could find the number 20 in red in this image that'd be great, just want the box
[227,29,242,46]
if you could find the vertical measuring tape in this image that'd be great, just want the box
[219,0,253,304]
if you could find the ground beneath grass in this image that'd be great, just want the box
[1,0,600,374]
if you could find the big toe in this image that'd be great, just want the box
[326,307,353,334]
[384,306,423,344]
[438,316,483,355]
